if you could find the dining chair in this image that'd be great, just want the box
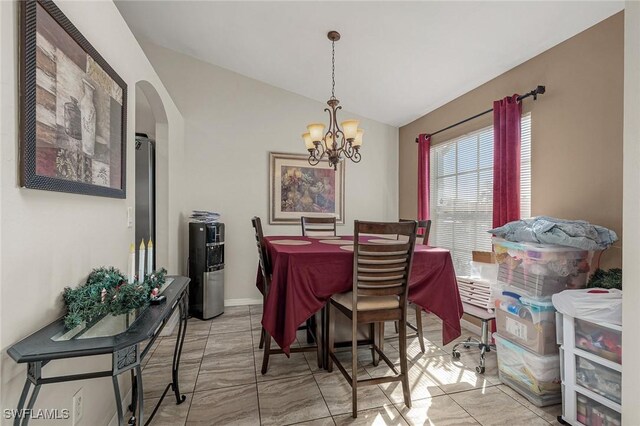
[301,216,337,237]
[327,220,418,418]
[251,217,321,374]
[392,219,433,353]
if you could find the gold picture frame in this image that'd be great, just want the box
[269,152,345,225]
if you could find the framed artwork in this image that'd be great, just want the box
[269,152,345,225]
[19,0,127,198]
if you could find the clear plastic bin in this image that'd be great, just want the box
[575,356,621,404]
[576,394,621,426]
[495,291,558,355]
[494,333,561,404]
[499,371,561,407]
[575,319,622,364]
[492,238,595,298]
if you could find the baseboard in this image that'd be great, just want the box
[460,318,482,336]
[159,310,180,336]
[224,298,263,307]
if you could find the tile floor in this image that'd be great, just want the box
[139,305,562,425]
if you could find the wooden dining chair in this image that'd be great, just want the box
[301,216,337,237]
[251,217,321,374]
[393,219,433,353]
[327,220,418,418]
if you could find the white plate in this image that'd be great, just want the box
[270,240,312,245]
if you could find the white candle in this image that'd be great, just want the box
[147,239,154,275]
[128,243,135,284]
[138,239,146,283]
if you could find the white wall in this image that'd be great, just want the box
[623,1,640,423]
[0,1,185,425]
[140,41,399,303]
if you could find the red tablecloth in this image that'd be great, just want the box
[257,236,463,353]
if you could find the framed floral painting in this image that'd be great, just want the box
[269,152,345,225]
[19,0,127,198]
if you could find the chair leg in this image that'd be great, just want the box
[398,315,412,408]
[414,305,425,353]
[394,321,399,333]
[378,322,385,352]
[352,317,358,418]
[261,329,271,375]
[327,304,335,373]
[315,310,323,369]
[259,328,265,349]
[370,323,379,366]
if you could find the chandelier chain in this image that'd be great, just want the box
[331,40,336,99]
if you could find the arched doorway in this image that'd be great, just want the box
[134,81,169,269]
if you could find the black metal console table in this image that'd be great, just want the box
[7,276,191,426]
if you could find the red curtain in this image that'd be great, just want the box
[492,95,522,228]
[417,134,431,221]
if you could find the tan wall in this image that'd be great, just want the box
[399,12,623,269]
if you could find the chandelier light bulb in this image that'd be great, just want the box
[341,120,359,140]
[307,123,325,142]
[302,132,314,150]
[353,129,364,147]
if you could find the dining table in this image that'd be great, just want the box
[256,235,463,358]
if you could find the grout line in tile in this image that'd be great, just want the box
[182,318,207,424]
[494,385,556,425]
[249,309,264,425]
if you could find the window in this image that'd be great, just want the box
[429,113,531,275]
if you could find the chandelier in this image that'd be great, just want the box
[302,31,363,170]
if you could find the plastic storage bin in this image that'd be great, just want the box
[492,238,594,298]
[494,333,561,406]
[576,394,621,426]
[575,356,621,404]
[495,291,558,355]
[575,318,622,364]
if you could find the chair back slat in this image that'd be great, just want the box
[353,221,417,300]
[400,219,431,245]
[251,217,271,288]
[301,216,337,237]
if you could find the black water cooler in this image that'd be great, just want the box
[188,222,225,319]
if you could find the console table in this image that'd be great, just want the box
[7,276,190,426]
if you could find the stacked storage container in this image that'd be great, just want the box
[492,238,598,407]
[553,289,622,426]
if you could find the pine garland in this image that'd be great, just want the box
[63,266,167,329]
[587,268,622,291]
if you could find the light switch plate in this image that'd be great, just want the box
[127,207,133,228]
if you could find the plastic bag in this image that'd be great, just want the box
[551,288,622,325]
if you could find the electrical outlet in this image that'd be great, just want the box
[72,388,83,425]
[127,207,133,228]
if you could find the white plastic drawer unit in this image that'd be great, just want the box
[557,313,622,426]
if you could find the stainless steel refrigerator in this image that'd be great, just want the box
[135,133,155,271]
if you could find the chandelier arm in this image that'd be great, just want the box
[308,152,321,166]
[351,150,361,163]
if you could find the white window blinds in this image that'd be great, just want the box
[429,113,531,275]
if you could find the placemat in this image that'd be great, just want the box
[339,245,354,251]
[319,239,351,245]
[368,238,403,244]
[270,240,312,246]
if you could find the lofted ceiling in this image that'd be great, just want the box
[116,1,623,127]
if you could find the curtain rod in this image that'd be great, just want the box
[414,85,546,143]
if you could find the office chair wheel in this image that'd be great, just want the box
[452,350,461,359]
[476,366,485,374]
